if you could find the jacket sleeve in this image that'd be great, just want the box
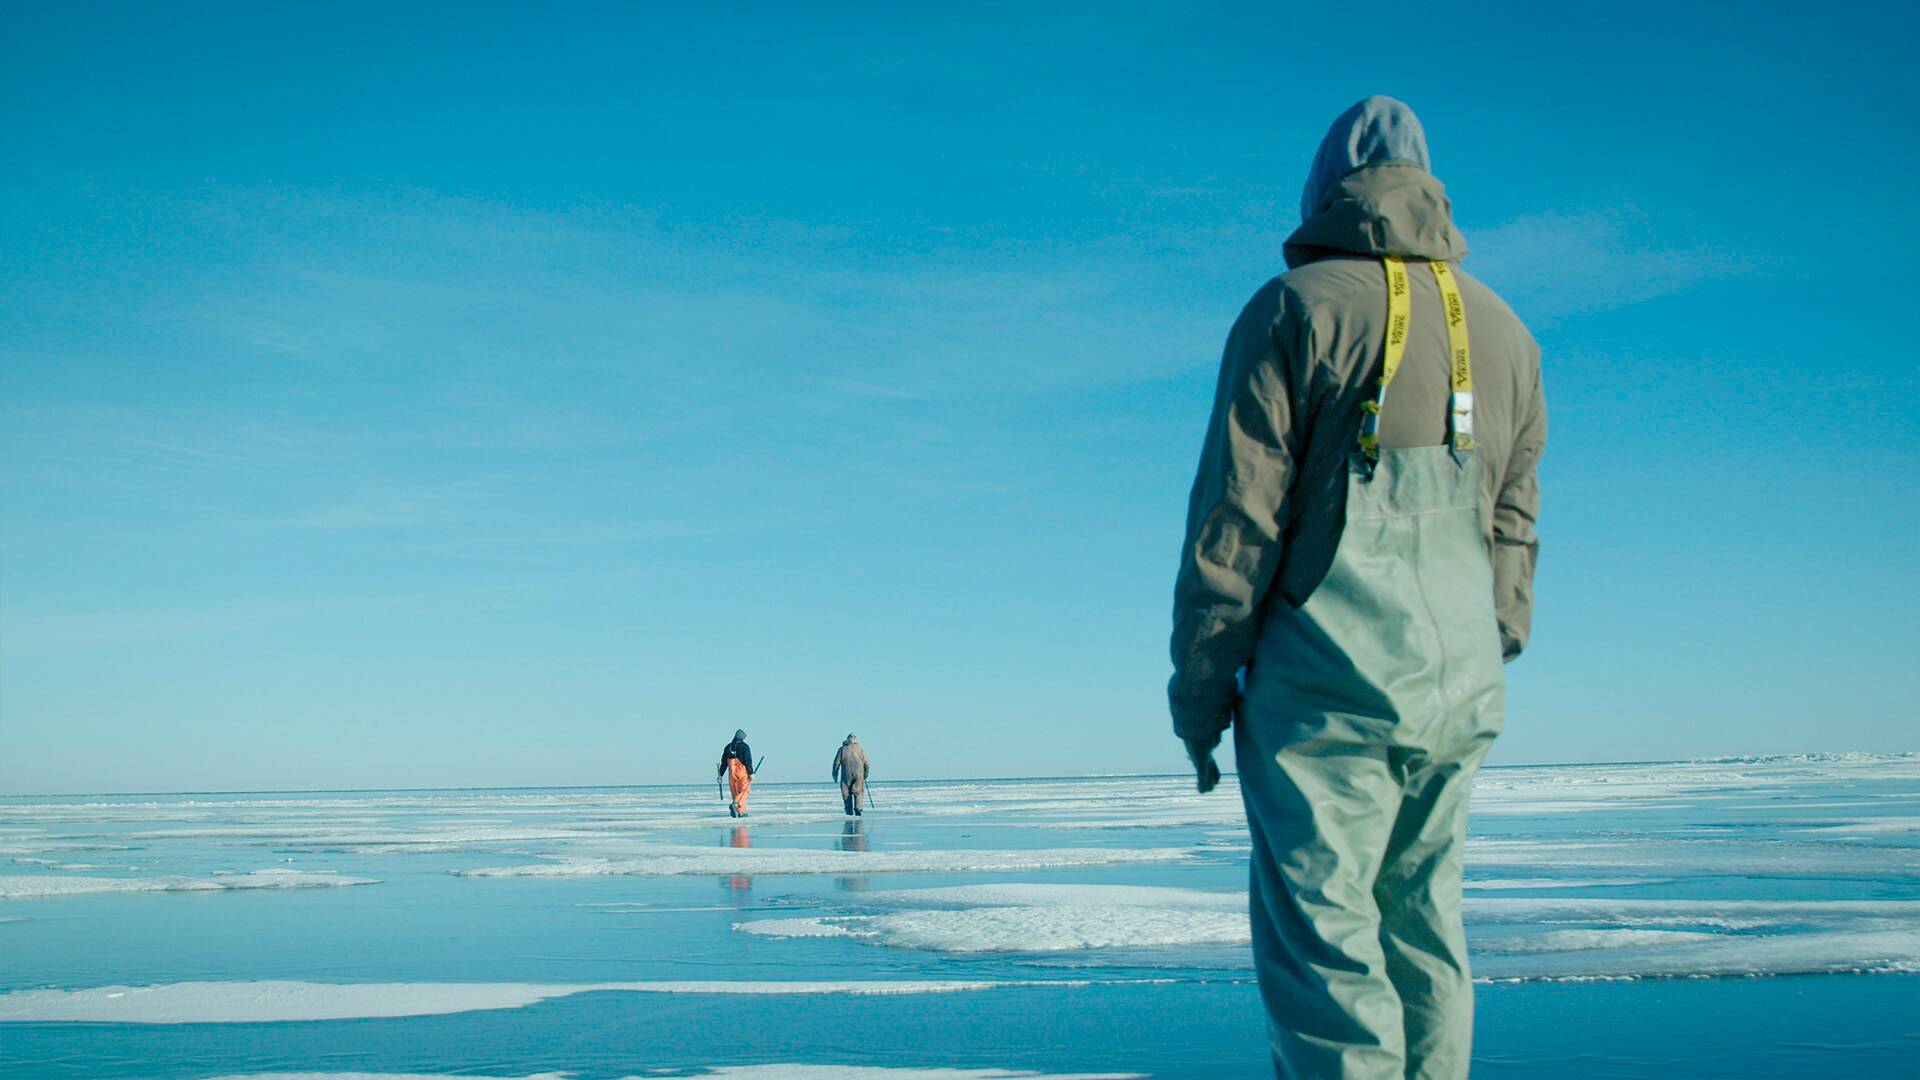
[1493,346,1546,661]
[1168,284,1299,740]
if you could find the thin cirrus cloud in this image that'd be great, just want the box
[1463,208,1753,322]
[152,186,1232,396]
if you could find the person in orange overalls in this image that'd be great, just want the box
[717,730,755,818]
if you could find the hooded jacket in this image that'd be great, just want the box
[721,735,753,773]
[1168,151,1546,741]
[832,738,869,790]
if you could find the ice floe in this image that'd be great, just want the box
[1465,836,1920,879]
[1467,897,1920,980]
[208,1060,1136,1068]
[736,883,1250,953]
[455,845,1191,879]
[0,978,1169,1024]
[1462,877,1666,890]
[0,870,375,900]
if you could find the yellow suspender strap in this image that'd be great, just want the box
[1429,259,1474,452]
[1357,256,1411,459]
[1359,257,1473,459]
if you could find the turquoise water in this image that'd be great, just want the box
[2,754,1916,1077]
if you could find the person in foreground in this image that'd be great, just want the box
[718,729,755,818]
[1168,95,1546,1079]
[832,733,870,816]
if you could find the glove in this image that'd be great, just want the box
[1184,733,1222,795]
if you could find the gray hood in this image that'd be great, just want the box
[1284,164,1467,269]
[1286,97,1465,269]
[1299,95,1431,220]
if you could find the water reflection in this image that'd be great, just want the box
[722,824,752,895]
[837,817,868,892]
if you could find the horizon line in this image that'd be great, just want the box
[5,750,1905,800]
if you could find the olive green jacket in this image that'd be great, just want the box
[1169,163,1546,740]
[832,739,869,792]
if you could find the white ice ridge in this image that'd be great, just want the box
[0,870,375,900]
[1466,897,1920,981]
[736,883,1251,953]
[1462,878,1665,890]
[454,845,1192,879]
[1464,836,1920,879]
[1468,752,1920,816]
[210,1060,1136,1068]
[0,978,1171,1024]
[628,1070,1146,1080]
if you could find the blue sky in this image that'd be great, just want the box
[2,1,1915,794]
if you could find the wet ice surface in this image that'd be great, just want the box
[2,754,1917,1077]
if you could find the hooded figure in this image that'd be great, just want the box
[831,734,869,816]
[1169,96,1545,1079]
[718,730,754,818]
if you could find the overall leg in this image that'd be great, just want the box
[1238,722,1408,1080]
[730,761,751,816]
[1373,737,1493,1080]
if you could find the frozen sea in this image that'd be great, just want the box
[2,753,1917,1079]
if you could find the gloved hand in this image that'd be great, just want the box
[1184,733,1222,794]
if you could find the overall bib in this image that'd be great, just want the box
[1236,259,1504,1080]
[727,758,752,817]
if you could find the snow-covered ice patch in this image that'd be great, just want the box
[862,883,1245,911]
[736,883,1250,953]
[660,1060,1136,1068]
[0,978,1165,1024]
[0,870,375,900]
[1474,928,1723,953]
[740,906,1249,953]
[1464,878,1664,890]
[1464,836,1920,879]
[208,1060,1136,1068]
[456,846,1191,879]
[1468,897,1920,980]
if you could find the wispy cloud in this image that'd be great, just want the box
[148,185,1240,397]
[1465,208,1755,321]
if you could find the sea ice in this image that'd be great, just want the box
[735,883,1251,953]
[0,870,375,900]
[0,978,1166,1024]
[455,845,1192,879]
[208,1060,1136,1068]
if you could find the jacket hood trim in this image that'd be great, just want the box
[1284,163,1468,269]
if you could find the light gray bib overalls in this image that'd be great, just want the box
[1235,258,1505,1080]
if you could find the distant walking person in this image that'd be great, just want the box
[717,730,755,818]
[1169,96,1546,1079]
[831,734,869,816]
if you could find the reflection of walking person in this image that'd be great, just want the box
[724,824,751,893]
[831,734,869,816]
[838,817,867,851]
[1169,97,1546,1079]
[717,730,754,818]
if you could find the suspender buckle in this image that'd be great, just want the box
[1450,391,1476,453]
